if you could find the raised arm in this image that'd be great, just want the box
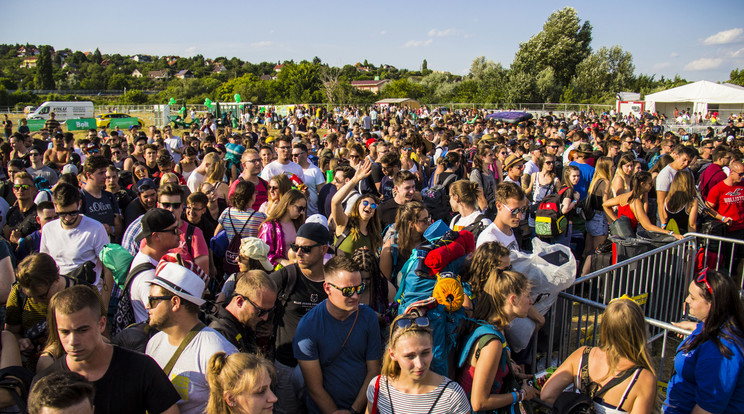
[331,159,372,231]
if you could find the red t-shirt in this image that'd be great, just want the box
[139,221,209,271]
[228,177,268,211]
[707,181,744,231]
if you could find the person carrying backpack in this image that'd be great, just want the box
[449,180,492,241]
[456,270,539,413]
[380,201,429,285]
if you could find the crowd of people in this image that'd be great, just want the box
[0,104,742,414]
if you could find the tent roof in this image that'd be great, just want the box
[375,98,419,104]
[645,80,744,104]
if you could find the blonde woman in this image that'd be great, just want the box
[206,352,278,414]
[366,314,471,414]
[259,174,292,216]
[200,157,230,218]
[541,299,657,413]
[583,156,614,258]
[664,171,698,235]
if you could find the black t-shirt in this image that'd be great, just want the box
[187,213,217,247]
[270,264,327,366]
[80,189,120,228]
[34,346,180,414]
[371,162,384,183]
[319,183,337,218]
[124,198,148,228]
[6,203,38,239]
[378,198,403,229]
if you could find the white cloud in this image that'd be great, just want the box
[652,62,671,70]
[669,52,679,58]
[379,30,387,35]
[428,28,456,37]
[732,48,744,57]
[703,28,743,45]
[684,58,723,71]
[250,41,272,48]
[404,39,433,48]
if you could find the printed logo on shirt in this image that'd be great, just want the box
[172,375,190,400]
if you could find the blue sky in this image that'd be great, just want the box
[2,0,743,83]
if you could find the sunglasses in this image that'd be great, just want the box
[327,282,366,297]
[56,210,80,218]
[696,267,713,295]
[160,226,180,235]
[362,200,377,209]
[239,294,275,317]
[290,243,321,254]
[161,202,182,209]
[545,161,554,165]
[14,184,32,191]
[269,186,280,191]
[148,295,174,308]
[501,204,529,217]
[294,204,306,213]
[394,316,430,331]
[415,216,432,224]
[403,147,413,151]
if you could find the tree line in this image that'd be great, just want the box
[1,7,741,110]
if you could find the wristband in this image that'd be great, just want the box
[511,391,518,404]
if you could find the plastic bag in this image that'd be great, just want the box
[505,238,577,352]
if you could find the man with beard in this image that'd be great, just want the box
[146,260,237,414]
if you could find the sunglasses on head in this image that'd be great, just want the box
[327,282,366,297]
[696,267,713,295]
[362,200,377,209]
[394,316,430,331]
[290,243,321,254]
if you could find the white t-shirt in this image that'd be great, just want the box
[39,215,109,285]
[449,210,492,232]
[146,327,237,414]
[129,251,159,323]
[524,160,540,177]
[260,160,305,182]
[186,170,205,193]
[476,222,518,250]
[656,164,682,193]
[302,164,326,215]
[164,136,184,164]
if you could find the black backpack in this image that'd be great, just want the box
[111,261,156,337]
[422,174,458,222]
[451,213,489,241]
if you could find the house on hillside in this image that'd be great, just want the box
[260,74,273,81]
[149,70,170,80]
[100,59,111,67]
[351,79,389,94]
[354,62,372,72]
[17,46,38,57]
[61,62,78,70]
[131,69,143,77]
[274,64,284,72]
[20,57,38,69]
[132,54,152,63]
[213,63,227,73]
[175,70,193,79]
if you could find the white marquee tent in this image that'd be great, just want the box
[645,80,744,119]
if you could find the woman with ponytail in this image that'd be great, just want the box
[365,314,471,414]
[206,352,277,414]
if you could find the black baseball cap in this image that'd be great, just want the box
[135,208,177,243]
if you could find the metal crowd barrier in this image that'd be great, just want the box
[531,232,744,397]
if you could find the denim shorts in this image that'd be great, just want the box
[585,211,608,237]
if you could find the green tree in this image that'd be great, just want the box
[92,48,103,64]
[276,62,322,103]
[730,69,744,87]
[422,59,428,71]
[121,89,148,104]
[380,78,426,100]
[571,45,635,102]
[509,7,592,99]
[35,45,54,89]
[107,73,131,90]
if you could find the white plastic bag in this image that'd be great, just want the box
[506,238,577,352]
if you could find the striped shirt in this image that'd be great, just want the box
[366,375,471,414]
[218,207,266,241]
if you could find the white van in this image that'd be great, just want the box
[27,101,94,121]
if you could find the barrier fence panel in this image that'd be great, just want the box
[530,234,744,405]
[688,232,744,288]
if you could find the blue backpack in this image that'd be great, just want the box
[394,220,472,377]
